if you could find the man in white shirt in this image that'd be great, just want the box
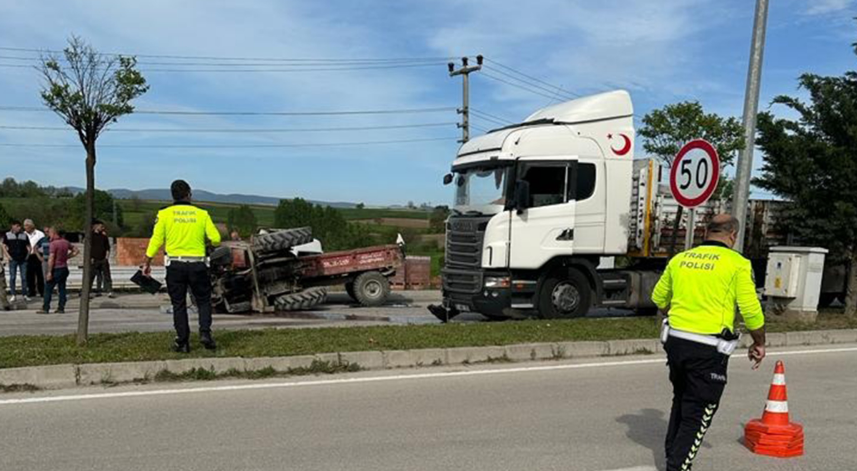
[23,219,46,298]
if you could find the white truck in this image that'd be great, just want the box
[430,90,667,321]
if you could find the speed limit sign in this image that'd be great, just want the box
[669,139,720,208]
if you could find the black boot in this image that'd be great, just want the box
[171,339,190,353]
[200,332,217,350]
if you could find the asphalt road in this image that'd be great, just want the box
[1,291,640,336]
[1,345,854,470]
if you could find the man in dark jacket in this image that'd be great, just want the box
[2,221,30,302]
[89,220,114,298]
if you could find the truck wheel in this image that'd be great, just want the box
[253,227,313,253]
[818,293,838,308]
[353,271,390,307]
[273,287,328,311]
[538,269,592,319]
[345,282,357,302]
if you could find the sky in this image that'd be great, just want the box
[0,0,854,206]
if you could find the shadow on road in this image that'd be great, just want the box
[616,408,668,471]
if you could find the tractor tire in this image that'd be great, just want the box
[345,282,357,302]
[273,287,328,311]
[353,271,391,307]
[253,227,313,253]
[537,268,592,319]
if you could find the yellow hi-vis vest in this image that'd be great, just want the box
[651,241,764,335]
[145,203,221,259]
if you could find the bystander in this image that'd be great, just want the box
[2,220,30,302]
[23,219,46,298]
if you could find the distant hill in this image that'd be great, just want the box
[64,187,357,208]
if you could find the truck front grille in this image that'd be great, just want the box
[445,216,488,269]
[442,268,482,295]
[443,215,490,295]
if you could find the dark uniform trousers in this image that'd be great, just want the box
[166,261,212,344]
[664,337,729,471]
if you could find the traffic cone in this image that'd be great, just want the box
[744,361,804,458]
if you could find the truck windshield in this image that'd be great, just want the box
[452,164,510,216]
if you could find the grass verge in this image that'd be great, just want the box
[0,312,854,370]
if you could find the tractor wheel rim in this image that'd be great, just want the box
[365,280,383,298]
[551,282,579,314]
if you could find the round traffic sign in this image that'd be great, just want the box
[669,139,720,208]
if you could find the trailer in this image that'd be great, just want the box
[209,227,403,313]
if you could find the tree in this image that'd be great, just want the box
[639,101,744,254]
[754,70,857,317]
[429,205,450,233]
[227,205,258,238]
[40,36,148,344]
[273,198,374,251]
[356,203,365,210]
[71,190,123,229]
[0,203,11,228]
[129,194,143,211]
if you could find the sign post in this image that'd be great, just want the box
[669,139,721,250]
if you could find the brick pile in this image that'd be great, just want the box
[116,238,164,266]
[391,256,431,290]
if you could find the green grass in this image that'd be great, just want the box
[1,312,853,370]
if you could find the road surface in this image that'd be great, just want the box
[1,291,640,336]
[0,344,854,470]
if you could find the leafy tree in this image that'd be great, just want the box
[39,36,148,344]
[639,101,744,254]
[129,194,143,211]
[429,205,450,233]
[71,190,123,230]
[227,205,258,238]
[755,69,857,317]
[356,203,365,210]
[0,203,11,228]
[274,198,374,250]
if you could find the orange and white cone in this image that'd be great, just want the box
[744,360,804,458]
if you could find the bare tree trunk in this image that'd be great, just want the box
[76,143,95,345]
[668,205,684,258]
[844,250,857,319]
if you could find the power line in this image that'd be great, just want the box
[0,46,463,63]
[0,136,458,149]
[471,124,490,134]
[0,122,456,133]
[470,114,508,127]
[479,72,562,101]
[0,54,449,67]
[470,108,515,124]
[484,59,579,98]
[0,105,457,116]
[0,61,448,73]
[483,66,577,101]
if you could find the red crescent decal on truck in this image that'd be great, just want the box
[608,133,632,156]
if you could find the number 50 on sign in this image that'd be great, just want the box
[669,139,720,209]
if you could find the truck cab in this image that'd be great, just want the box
[436,90,659,320]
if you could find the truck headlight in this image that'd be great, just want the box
[484,276,510,289]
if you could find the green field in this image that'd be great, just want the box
[0,196,429,229]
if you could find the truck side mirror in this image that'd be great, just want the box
[514,180,530,214]
[443,173,453,185]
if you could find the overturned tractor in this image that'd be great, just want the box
[209,227,404,313]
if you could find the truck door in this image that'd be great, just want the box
[510,158,577,269]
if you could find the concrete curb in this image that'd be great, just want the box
[2,329,856,391]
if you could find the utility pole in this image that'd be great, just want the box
[732,0,769,252]
[448,55,483,144]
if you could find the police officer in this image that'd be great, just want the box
[143,180,221,353]
[652,214,766,471]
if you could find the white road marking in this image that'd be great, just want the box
[1,345,855,407]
